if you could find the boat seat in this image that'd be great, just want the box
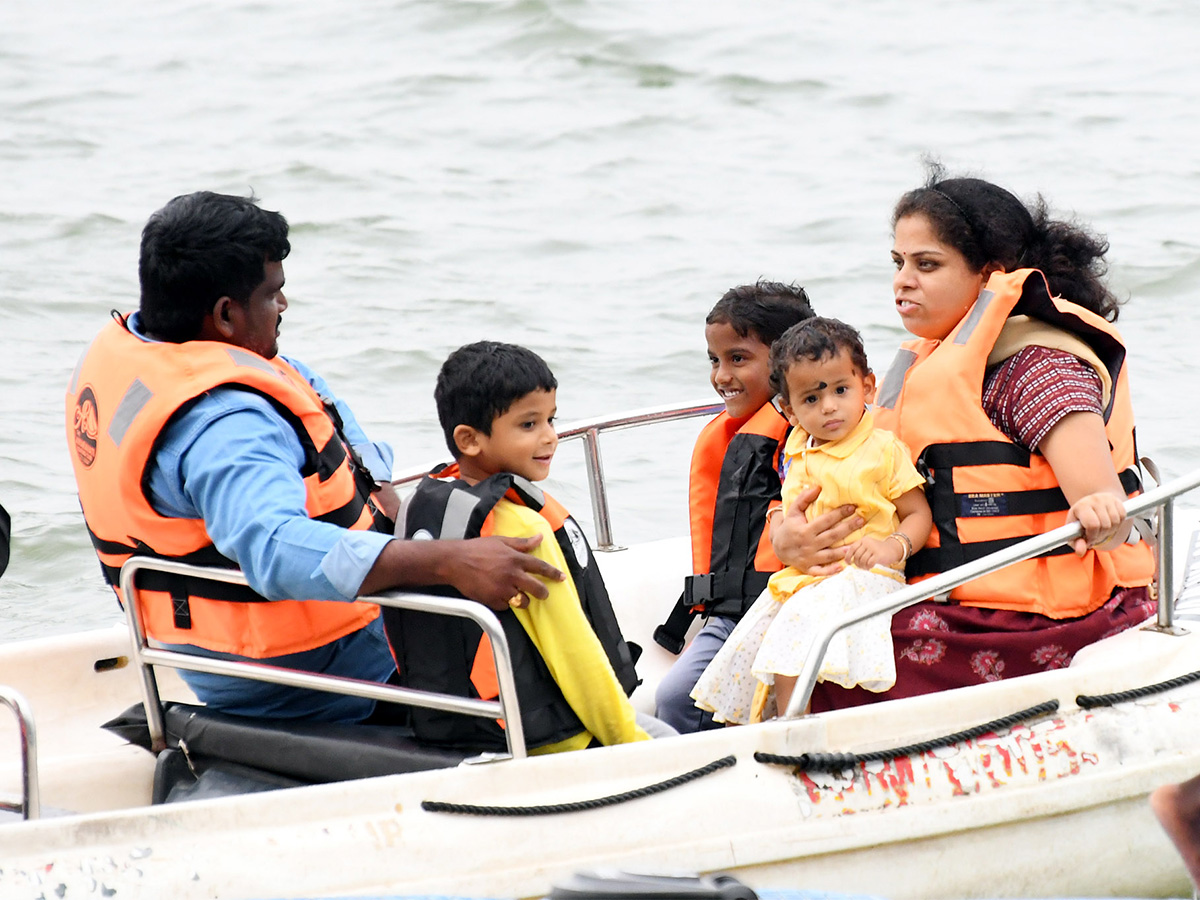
[104,702,469,803]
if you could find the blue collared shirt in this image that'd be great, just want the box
[129,313,397,721]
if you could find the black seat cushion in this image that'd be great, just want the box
[105,702,468,788]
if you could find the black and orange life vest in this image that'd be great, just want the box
[685,403,789,618]
[65,315,385,658]
[873,269,1155,618]
[385,469,639,751]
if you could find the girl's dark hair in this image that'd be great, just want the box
[891,161,1122,321]
[434,341,558,457]
[706,280,815,347]
[769,317,869,398]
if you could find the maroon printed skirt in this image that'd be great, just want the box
[810,586,1156,713]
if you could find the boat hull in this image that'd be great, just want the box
[1,587,1196,898]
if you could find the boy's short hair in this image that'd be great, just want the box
[706,280,815,348]
[435,341,558,457]
[769,317,870,397]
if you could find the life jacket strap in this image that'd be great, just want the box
[912,454,1144,577]
[652,590,696,655]
[170,587,192,630]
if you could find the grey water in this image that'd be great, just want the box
[3,0,1200,642]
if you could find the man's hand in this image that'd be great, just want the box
[449,535,565,610]
[358,534,565,607]
[771,485,863,577]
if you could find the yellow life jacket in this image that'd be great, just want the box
[390,468,639,750]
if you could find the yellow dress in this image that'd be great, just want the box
[690,411,924,724]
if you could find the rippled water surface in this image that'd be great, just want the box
[2,0,1199,640]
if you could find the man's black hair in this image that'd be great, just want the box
[706,280,815,347]
[435,341,558,458]
[139,191,291,342]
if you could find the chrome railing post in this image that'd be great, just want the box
[556,401,722,551]
[119,561,169,752]
[1156,496,1177,631]
[581,427,619,551]
[0,685,40,820]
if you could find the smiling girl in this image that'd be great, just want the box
[690,318,931,722]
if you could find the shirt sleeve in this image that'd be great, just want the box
[884,435,927,501]
[490,501,650,747]
[982,347,1105,451]
[284,355,395,483]
[146,388,393,602]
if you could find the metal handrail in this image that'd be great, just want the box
[119,557,529,760]
[0,684,39,819]
[393,399,723,550]
[782,467,1200,719]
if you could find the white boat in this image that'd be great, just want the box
[1,401,1198,900]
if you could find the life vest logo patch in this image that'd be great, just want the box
[960,492,1006,518]
[73,386,99,468]
[562,517,589,568]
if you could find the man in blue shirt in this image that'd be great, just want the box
[68,191,562,723]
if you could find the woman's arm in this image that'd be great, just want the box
[1037,410,1132,556]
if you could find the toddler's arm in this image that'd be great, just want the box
[844,487,933,570]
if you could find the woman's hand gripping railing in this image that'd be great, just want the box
[119,557,527,759]
[781,467,1200,719]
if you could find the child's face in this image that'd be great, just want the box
[778,349,876,444]
[705,320,774,420]
[457,388,558,484]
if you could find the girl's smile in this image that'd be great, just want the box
[705,320,774,420]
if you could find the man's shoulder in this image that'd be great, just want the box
[278,353,316,380]
[162,385,298,453]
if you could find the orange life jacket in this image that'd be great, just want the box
[65,315,383,658]
[873,269,1155,618]
[685,403,789,618]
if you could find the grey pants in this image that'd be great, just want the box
[652,615,737,734]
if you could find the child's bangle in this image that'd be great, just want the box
[888,531,913,562]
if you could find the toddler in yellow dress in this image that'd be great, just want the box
[691,317,932,722]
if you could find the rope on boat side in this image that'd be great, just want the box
[420,754,737,816]
[753,699,1061,773]
[1077,668,1200,708]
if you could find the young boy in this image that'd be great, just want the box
[653,280,815,733]
[384,340,659,754]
